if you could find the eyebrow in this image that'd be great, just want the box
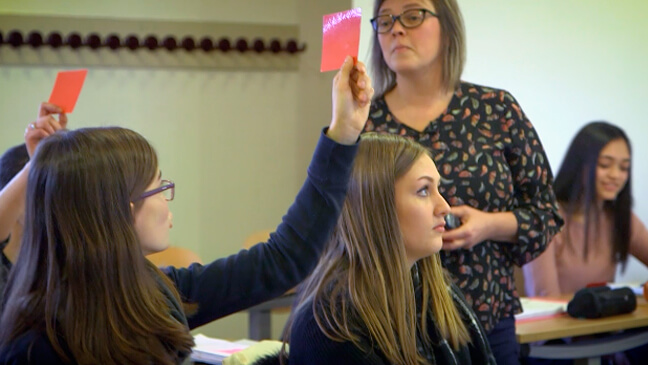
[379,2,426,14]
[418,175,440,186]
[599,155,631,162]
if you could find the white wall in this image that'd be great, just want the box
[2,0,647,341]
[0,0,314,341]
[355,0,648,282]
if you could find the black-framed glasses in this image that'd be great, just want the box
[134,179,175,202]
[370,9,437,34]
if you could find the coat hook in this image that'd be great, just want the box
[46,32,63,48]
[269,39,282,53]
[235,38,248,52]
[27,31,44,48]
[144,35,158,50]
[105,34,121,50]
[162,36,177,51]
[86,33,102,50]
[217,37,231,52]
[125,35,139,51]
[181,36,195,51]
[67,32,83,49]
[252,38,265,53]
[199,37,213,52]
[7,30,23,48]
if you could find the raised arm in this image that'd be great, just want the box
[0,103,67,243]
[165,57,374,328]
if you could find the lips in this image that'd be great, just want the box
[391,44,410,53]
[601,182,619,191]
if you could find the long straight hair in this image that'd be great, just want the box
[370,0,466,97]
[283,133,469,365]
[0,127,194,364]
[553,121,632,269]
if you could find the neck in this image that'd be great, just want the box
[389,64,452,105]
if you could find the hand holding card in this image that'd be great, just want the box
[48,69,88,113]
[321,8,362,72]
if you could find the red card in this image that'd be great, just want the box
[48,69,88,113]
[321,8,362,72]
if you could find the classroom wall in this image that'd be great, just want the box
[0,0,350,340]
[354,0,648,282]
[2,0,647,342]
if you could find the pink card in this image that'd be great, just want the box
[321,8,362,72]
[48,69,88,113]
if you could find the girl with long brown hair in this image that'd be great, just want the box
[0,56,373,365]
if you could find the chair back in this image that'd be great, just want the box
[147,246,203,268]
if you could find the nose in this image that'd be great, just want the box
[611,165,625,179]
[434,192,451,216]
[390,17,406,35]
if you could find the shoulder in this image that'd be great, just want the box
[459,81,528,121]
[631,211,648,238]
[289,304,386,365]
[459,81,513,100]
[0,331,67,365]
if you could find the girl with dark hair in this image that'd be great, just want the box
[363,0,563,362]
[523,121,648,296]
[0,56,374,365]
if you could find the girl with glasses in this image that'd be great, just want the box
[363,0,563,363]
[0,56,373,365]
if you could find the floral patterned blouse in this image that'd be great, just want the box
[364,81,563,332]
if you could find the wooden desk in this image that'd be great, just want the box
[517,296,648,364]
[517,297,648,343]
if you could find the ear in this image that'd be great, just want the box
[130,202,136,220]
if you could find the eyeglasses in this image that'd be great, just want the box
[370,9,437,34]
[134,179,175,202]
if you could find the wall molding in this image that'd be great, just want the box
[0,14,305,70]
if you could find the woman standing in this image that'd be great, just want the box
[364,0,563,362]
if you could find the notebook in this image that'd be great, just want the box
[515,297,568,321]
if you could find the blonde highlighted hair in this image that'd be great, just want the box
[283,133,469,365]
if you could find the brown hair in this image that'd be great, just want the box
[0,127,193,364]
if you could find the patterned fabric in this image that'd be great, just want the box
[364,81,563,332]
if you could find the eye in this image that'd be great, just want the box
[417,185,430,197]
[377,16,392,27]
[403,10,424,22]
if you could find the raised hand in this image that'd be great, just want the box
[24,102,68,157]
[326,56,374,145]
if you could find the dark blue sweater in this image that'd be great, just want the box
[0,130,358,365]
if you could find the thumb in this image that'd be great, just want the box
[336,56,354,85]
[59,113,69,129]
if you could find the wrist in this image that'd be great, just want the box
[326,122,360,145]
